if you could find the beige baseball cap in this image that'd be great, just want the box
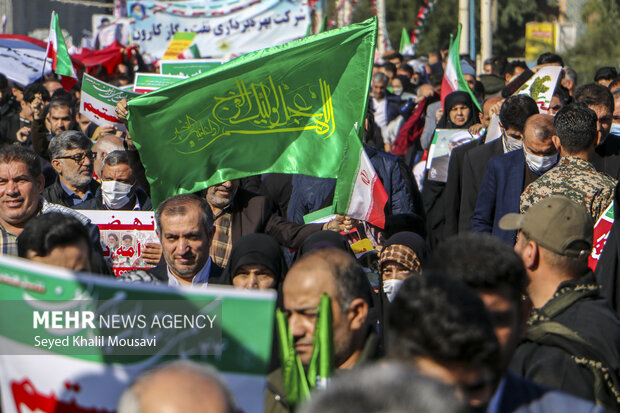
[499,196,594,257]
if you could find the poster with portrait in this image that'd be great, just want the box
[79,211,159,277]
[426,129,473,183]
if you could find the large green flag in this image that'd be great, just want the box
[127,19,377,208]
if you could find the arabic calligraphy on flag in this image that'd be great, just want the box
[172,76,335,154]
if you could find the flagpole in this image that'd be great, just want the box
[41,11,54,79]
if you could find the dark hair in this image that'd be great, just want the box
[0,73,7,90]
[499,94,539,132]
[397,63,413,77]
[505,60,528,76]
[555,103,598,153]
[491,56,508,76]
[536,52,564,67]
[23,83,50,104]
[17,213,91,259]
[594,66,618,82]
[427,233,527,303]
[108,233,119,241]
[122,234,133,242]
[0,146,41,178]
[155,194,213,236]
[387,272,500,370]
[382,62,397,75]
[553,84,572,106]
[609,77,620,93]
[574,82,614,113]
[298,248,372,311]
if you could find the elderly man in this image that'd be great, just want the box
[118,360,237,413]
[76,150,151,211]
[265,248,375,412]
[501,197,620,409]
[43,130,100,208]
[520,104,616,221]
[369,72,401,134]
[122,194,227,287]
[473,114,557,243]
[0,145,109,273]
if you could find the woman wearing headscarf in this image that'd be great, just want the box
[224,233,286,290]
[436,90,480,129]
[423,91,480,247]
[391,74,417,101]
[377,231,429,301]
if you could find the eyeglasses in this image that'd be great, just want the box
[56,151,96,164]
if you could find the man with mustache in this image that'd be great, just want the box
[42,130,100,208]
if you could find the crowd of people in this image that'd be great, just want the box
[0,42,619,412]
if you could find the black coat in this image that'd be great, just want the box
[509,272,620,407]
[459,138,503,231]
[592,133,620,180]
[230,188,322,249]
[42,177,101,209]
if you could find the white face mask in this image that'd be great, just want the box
[101,180,133,209]
[611,123,620,136]
[504,134,522,152]
[524,150,559,174]
[383,278,404,302]
[392,87,403,96]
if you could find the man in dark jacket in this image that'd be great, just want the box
[43,130,100,208]
[76,150,152,211]
[429,232,605,413]
[501,196,620,410]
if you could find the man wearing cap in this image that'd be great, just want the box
[500,196,620,409]
[520,104,616,221]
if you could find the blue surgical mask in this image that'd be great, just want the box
[611,123,620,136]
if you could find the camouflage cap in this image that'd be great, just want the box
[499,196,593,257]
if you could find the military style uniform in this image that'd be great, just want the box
[520,156,616,221]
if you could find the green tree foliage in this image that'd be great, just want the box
[565,0,620,82]
[493,0,543,56]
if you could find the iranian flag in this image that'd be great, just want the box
[590,202,614,271]
[440,24,480,111]
[127,18,388,228]
[45,12,78,91]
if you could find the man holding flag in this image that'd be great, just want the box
[266,248,375,412]
[125,18,388,229]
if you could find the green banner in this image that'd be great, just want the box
[160,59,222,77]
[127,18,377,207]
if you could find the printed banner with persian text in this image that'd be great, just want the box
[127,0,310,61]
[78,210,158,277]
[0,255,276,413]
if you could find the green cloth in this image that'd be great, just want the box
[127,18,377,208]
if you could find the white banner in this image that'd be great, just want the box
[0,37,52,86]
[127,0,310,61]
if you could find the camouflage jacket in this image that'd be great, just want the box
[520,156,617,221]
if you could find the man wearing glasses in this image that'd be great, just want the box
[43,130,100,208]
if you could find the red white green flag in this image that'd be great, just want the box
[45,12,78,91]
[440,24,480,112]
[590,201,614,271]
